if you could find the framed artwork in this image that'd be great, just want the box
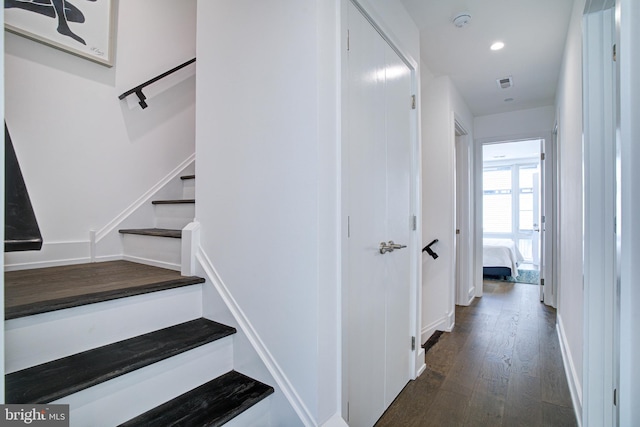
[4,0,115,67]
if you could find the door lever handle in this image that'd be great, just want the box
[380,240,407,254]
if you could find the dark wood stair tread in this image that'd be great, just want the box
[5,318,236,404]
[180,175,195,180]
[5,261,204,319]
[151,199,195,205]
[119,228,182,238]
[118,371,274,427]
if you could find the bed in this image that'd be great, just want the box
[483,238,524,278]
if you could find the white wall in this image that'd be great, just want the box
[195,0,418,424]
[474,106,556,141]
[195,1,329,424]
[555,0,586,417]
[420,75,474,342]
[4,0,197,269]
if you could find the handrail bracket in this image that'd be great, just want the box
[135,89,148,109]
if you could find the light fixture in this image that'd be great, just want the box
[452,13,472,28]
[504,98,514,102]
[490,41,505,51]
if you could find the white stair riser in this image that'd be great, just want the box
[182,179,195,199]
[153,203,195,229]
[53,337,234,427]
[224,395,272,427]
[122,234,181,271]
[5,285,203,373]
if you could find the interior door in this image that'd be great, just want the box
[532,171,540,267]
[346,2,412,426]
[536,138,546,303]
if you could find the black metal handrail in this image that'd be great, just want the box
[118,58,196,109]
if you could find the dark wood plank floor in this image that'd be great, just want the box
[375,280,577,427]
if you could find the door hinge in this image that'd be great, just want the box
[412,215,417,231]
[347,29,350,52]
[411,95,416,110]
[411,336,416,351]
[347,216,351,238]
[456,229,461,235]
[614,388,617,405]
[542,215,546,224]
[541,152,545,161]
[541,278,545,286]
[613,44,617,62]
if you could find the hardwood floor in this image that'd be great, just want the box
[4,261,204,319]
[375,281,577,427]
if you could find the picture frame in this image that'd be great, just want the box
[4,0,115,67]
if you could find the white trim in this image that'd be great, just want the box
[583,7,618,427]
[319,413,350,427]
[95,154,195,243]
[415,352,426,376]
[196,249,316,427]
[557,315,583,427]
[122,255,180,271]
[181,222,200,276]
[454,116,474,307]
[420,316,449,345]
[4,240,91,271]
[93,254,125,263]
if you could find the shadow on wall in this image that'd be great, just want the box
[119,74,196,142]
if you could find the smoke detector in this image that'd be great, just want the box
[452,13,472,28]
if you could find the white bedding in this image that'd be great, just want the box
[483,238,524,275]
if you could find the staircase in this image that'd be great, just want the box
[4,173,274,426]
[118,174,196,270]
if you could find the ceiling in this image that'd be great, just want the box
[399,0,575,116]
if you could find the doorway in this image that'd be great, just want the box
[481,139,544,295]
[342,1,418,426]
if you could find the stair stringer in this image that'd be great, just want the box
[92,155,195,266]
[196,249,314,427]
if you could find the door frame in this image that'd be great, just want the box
[454,119,475,306]
[582,4,618,425]
[340,0,422,419]
[474,133,556,306]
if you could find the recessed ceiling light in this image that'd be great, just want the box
[490,41,505,51]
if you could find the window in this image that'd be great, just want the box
[483,162,539,262]
[483,167,512,233]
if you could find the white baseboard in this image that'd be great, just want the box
[196,249,315,427]
[4,241,91,271]
[319,413,349,427]
[557,314,583,427]
[123,255,181,271]
[416,348,426,377]
[421,316,449,345]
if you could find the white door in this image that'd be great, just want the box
[532,171,540,267]
[346,3,412,426]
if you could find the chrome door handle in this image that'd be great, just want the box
[379,240,407,254]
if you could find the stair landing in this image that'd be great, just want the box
[5,260,205,320]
